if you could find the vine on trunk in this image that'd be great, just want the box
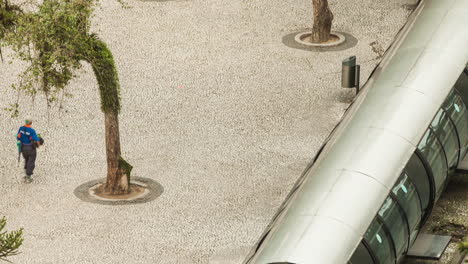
[81,34,121,114]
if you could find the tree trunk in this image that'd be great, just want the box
[104,111,130,194]
[311,0,334,43]
[81,35,133,195]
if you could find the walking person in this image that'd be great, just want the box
[16,119,42,183]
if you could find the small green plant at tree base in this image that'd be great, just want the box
[0,217,23,262]
[458,240,468,263]
[459,241,468,252]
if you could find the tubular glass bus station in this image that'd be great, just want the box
[350,70,468,264]
[244,0,468,263]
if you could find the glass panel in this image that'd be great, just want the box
[349,242,375,264]
[430,109,460,170]
[392,172,422,243]
[405,154,431,213]
[364,220,395,264]
[443,91,468,163]
[417,129,448,199]
[378,197,409,260]
[454,71,468,107]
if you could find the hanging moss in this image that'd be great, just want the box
[81,34,121,114]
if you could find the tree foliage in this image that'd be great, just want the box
[1,0,90,106]
[0,217,23,262]
[0,0,121,114]
[1,0,132,194]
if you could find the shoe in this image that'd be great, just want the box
[24,175,33,183]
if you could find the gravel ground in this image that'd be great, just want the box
[0,0,415,263]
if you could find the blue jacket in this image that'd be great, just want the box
[17,125,40,145]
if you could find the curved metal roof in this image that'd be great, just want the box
[248,0,468,263]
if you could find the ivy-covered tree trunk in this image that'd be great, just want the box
[311,0,334,43]
[84,35,132,195]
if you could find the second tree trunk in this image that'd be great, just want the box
[311,0,334,43]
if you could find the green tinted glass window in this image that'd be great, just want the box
[392,173,422,243]
[364,220,395,264]
[431,109,460,170]
[349,242,375,264]
[404,154,431,213]
[454,71,468,107]
[418,129,448,199]
[378,197,409,260]
[443,91,468,163]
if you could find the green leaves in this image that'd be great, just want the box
[1,0,122,114]
[1,0,94,109]
[3,103,19,118]
[0,217,24,262]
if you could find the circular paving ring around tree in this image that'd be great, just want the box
[74,176,163,205]
[283,30,357,52]
[294,31,346,47]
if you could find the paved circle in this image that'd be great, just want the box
[283,30,357,52]
[294,31,346,47]
[73,176,163,205]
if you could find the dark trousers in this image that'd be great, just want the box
[22,145,36,176]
